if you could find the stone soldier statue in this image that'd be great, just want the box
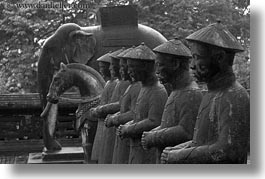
[161,21,250,164]
[90,52,118,163]
[141,39,203,163]
[95,48,131,164]
[97,53,111,82]
[104,47,142,164]
[117,43,168,164]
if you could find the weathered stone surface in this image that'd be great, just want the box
[27,147,90,164]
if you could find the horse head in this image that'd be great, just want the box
[46,62,106,104]
[46,63,74,104]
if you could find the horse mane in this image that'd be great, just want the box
[66,63,105,88]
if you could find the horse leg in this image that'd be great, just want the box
[81,120,97,163]
[81,127,91,163]
[43,103,62,151]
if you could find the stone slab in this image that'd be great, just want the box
[42,147,84,161]
[27,147,85,164]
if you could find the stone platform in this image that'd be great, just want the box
[27,147,85,164]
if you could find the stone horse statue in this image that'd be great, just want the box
[40,63,105,162]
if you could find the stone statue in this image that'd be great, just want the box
[161,21,250,164]
[90,52,117,163]
[117,43,168,164]
[106,47,142,164]
[141,39,203,163]
[90,48,130,163]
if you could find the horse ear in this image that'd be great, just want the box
[60,62,67,70]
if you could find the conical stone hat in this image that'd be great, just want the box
[186,21,244,52]
[117,46,135,58]
[96,52,112,63]
[153,39,192,58]
[109,48,126,59]
[123,42,156,61]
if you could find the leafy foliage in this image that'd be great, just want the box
[135,0,250,89]
[0,0,250,94]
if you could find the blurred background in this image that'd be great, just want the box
[0,0,250,94]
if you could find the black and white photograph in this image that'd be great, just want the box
[0,0,260,178]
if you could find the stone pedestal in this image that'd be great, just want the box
[27,147,85,164]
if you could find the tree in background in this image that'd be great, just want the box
[1,0,61,93]
[0,0,250,94]
[0,0,101,93]
[136,0,250,90]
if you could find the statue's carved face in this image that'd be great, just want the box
[155,53,177,84]
[127,59,143,82]
[109,58,120,79]
[127,59,155,83]
[119,58,130,81]
[190,42,218,83]
[98,61,110,81]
